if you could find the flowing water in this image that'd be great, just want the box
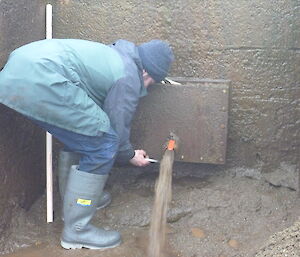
[148,149,175,257]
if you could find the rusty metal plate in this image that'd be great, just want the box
[131,77,230,164]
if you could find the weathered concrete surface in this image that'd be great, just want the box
[131,78,230,164]
[0,106,45,237]
[0,0,46,238]
[50,0,300,171]
[0,0,46,68]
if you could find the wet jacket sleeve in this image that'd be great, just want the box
[103,76,140,163]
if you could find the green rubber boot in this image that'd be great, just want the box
[58,150,111,209]
[58,150,80,200]
[61,166,121,250]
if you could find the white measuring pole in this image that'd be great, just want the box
[46,3,53,223]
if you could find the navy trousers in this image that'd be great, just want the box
[31,119,119,175]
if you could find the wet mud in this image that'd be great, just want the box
[1,164,300,257]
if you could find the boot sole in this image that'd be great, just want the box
[61,239,121,250]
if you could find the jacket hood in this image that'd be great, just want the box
[109,39,147,97]
[109,39,143,72]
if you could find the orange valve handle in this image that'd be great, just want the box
[167,139,175,150]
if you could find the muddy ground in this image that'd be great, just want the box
[1,162,300,257]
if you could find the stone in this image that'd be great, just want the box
[263,162,298,190]
[228,239,240,249]
[191,228,206,238]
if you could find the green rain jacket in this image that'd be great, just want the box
[0,39,147,162]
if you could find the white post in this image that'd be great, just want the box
[46,3,53,223]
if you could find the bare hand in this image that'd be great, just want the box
[129,149,150,167]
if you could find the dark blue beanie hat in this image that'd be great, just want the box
[138,40,174,83]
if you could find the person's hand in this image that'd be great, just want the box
[129,149,150,167]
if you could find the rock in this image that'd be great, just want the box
[263,162,298,190]
[191,228,206,238]
[228,239,239,249]
[167,208,192,223]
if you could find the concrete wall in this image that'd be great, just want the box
[0,0,46,235]
[50,0,299,171]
